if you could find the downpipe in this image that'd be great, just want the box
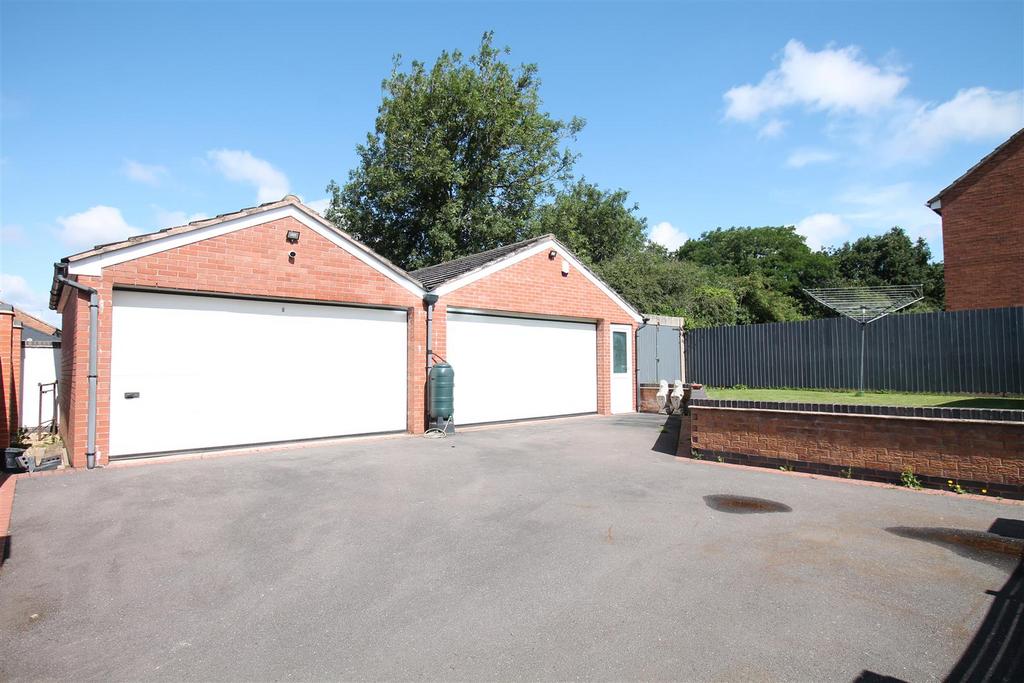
[635,317,650,412]
[56,275,99,469]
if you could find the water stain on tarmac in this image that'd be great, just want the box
[886,527,1024,570]
[704,494,792,514]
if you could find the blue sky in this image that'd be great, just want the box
[2,0,1022,324]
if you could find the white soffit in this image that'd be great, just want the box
[433,239,643,323]
[67,205,425,297]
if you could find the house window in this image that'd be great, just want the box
[613,331,627,373]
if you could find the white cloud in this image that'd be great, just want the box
[793,182,943,255]
[888,87,1024,160]
[122,159,168,186]
[838,182,942,249]
[0,273,60,326]
[57,205,139,248]
[153,207,208,229]
[757,119,787,139]
[785,148,837,168]
[727,40,1023,165]
[725,40,907,121]
[795,213,849,250]
[305,197,331,216]
[649,221,689,251]
[207,149,289,203]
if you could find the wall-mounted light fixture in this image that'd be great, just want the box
[548,249,558,260]
[286,230,301,243]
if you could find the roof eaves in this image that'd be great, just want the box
[926,127,1024,211]
[411,234,555,290]
[63,196,300,263]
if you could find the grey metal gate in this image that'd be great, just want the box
[637,317,684,384]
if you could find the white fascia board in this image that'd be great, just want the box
[67,205,426,297]
[928,199,942,213]
[447,306,598,324]
[434,238,643,323]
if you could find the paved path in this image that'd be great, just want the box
[1,414,1021,681]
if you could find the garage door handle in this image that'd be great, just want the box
[124,392,140,399]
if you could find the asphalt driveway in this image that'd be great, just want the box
[1,413,1021,681]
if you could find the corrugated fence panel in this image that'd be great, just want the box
[637,324,683,384]
[684,306,1024,394]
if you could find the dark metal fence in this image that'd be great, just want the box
[685,306,1024,394]
[637,322,683,384]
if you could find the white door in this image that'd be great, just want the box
[610,324,633,413]
[109,290,407,457]
[446,312,597,424]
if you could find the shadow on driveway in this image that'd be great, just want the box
[650,413,680,455]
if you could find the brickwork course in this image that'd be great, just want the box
[51,196,639,467]
[931,128,1024,311]
[687,403,1024,497]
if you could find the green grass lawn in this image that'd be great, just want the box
[704,387,1024,410]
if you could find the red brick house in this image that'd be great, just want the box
[928,128,1024,311]
[49,196,640,467]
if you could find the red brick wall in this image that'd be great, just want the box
[689,406,1024,491]
[436,248,638,415]
[58,216,424,467]
[0,311,13,446]
[941,135,1024,311]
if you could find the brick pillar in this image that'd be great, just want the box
[0,310,12,446]
[596,319,611,415]
[11,322,22,436]
[407,304,427,434]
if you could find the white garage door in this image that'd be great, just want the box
[109,290,407,457]
[446,312,597,424]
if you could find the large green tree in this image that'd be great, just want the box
[529,179,647,265]
[326,32,584,270]
[676,225,835,321]
[829,227,945,310]
[597,249,742,328]
[678,226,836,299]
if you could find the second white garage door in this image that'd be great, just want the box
[109,290,408,457]
[446,312,597,424]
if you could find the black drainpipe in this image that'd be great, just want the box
[56,274,99,469]
[635,316,650,412]
[423,292,439,371]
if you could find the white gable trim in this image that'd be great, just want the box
[67,205,425,297]
[433,238,643,322]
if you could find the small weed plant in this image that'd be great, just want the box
[841,467,853,479]
[691,448,703,460]
[947,480,967,495]
[779,464,794,472]
[900,467,922,490]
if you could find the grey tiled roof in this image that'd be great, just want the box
[22,324,60,343]
[411,234,554,290]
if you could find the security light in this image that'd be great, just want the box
[548,249,558,259]
[286,230,300,243]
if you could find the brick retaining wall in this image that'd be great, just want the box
[683,400,1024,498]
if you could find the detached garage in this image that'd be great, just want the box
[51,196,640,468]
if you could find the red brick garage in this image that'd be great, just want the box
[51,196,640,467]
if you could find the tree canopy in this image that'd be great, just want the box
[529,179,647,265]
[326,33,945,327]
[829,228,945,310]
[326,32,584,270]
